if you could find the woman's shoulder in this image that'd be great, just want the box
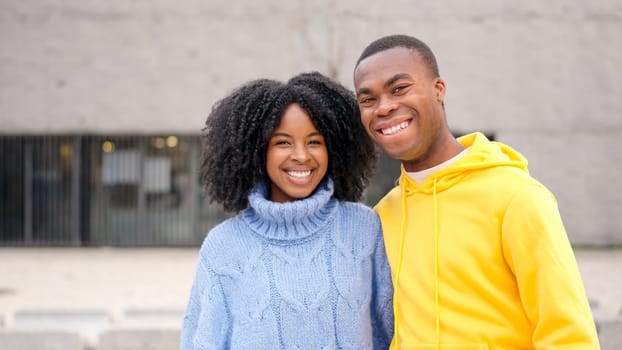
[201,216,242,246]
[197,215,263,275]
[328,201,382,257]
[336,201,380,224]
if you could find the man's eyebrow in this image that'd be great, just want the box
[385,73,411,88]
[356,73,412,96]
[356,87,371,96]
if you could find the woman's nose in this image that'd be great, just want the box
[290,143,310,162]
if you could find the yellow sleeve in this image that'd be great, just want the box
[502,183,600,349]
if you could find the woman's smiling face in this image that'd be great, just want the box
[266,103,328,203]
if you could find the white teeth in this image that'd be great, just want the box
[381,121,409,135]
[287,170,311,178]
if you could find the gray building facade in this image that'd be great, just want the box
[1,0,621,246]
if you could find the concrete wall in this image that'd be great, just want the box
[1,0,621,245]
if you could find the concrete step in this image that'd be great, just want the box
[0,308,184,350]
[98,329,180,350]
[0,331,83,350]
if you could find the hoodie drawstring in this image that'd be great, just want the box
[433,177,440,350]
[394,178,440,349]
[393,186,408,349]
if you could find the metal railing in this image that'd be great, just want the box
[0,135,229,246]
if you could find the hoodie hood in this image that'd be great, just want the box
[399,132,528,195]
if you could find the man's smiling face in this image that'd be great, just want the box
[354,46,448,171]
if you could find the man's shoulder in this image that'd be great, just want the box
[479,165,552,196]
[373,185,402,213]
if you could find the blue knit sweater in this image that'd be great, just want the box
[180,179,393,349]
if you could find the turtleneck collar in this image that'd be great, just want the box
[240,178,338,244]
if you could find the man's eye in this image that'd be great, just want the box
[359,97,374,105]
[393,86,406,94]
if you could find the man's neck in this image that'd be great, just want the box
[405,147,469,183]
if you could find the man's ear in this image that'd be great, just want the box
[434,77,446,102]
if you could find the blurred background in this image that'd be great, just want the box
[1,0,621,349]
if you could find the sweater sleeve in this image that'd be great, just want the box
[180,250,230,350]
[502,184,600,349]
[370,215,395,349]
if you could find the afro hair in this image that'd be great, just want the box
[199,72,377,212]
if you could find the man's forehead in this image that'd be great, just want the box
[355,52,415,81]
[358,47,419,68]
[354,48,428,88]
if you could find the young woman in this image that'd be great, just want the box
[180,72,393,349]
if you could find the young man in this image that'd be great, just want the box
[353,34,599,349]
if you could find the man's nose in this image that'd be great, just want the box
[375,96,398,117]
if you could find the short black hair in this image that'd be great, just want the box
[200,72,377,212]
[355,34,440,78]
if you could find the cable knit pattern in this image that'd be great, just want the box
[181,179,393,350]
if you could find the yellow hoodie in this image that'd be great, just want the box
[377,132,599,350]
